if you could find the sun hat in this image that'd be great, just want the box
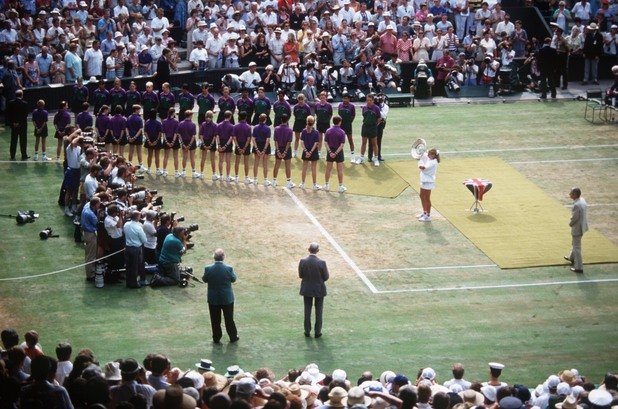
[481,385,497,403]
[325,387,348,408]
[588,389,613,407]
[105,362,122,381]
[556,396,583,409]
[153,386,197,409]
[342,386,372,407]
[225,365,244,378]
[203,372,229,391]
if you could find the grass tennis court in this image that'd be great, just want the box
[0,101,617,387]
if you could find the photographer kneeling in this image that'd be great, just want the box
[152,227,188,287]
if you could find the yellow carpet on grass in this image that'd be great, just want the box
[388,157,618,269]
[157,153,409,198]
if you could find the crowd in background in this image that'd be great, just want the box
[1,327,618,409]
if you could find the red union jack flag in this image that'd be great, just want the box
[463,178,492,201]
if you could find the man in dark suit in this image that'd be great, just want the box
[154,48,171,91]
[6,90,29,160]
[536,37,557,100]
[298,243,329,338]
[565,187,588,273]
[202,248,239,344]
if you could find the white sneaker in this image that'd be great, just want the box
[419,214,432,222]
[192,171,199,178]
[244,176,252,184]
[181,170,186,177]
[272,179,278,187]
[349,153,356,163]
[174,171,181,178]
[226,175,232,182]
[264,179,271,187]
[162,170,168,177]
[417,213,426,220]
[313,183,321,191]
[323,182,330,191]
[234,176,239,183]
[212,174,220,181]
[338,185,347,193]
[64,207,74,217]
[197,172,204,178]
[156,169,163,176]
[34,153,38,161]
[145,168,151,174]
[292,151,297,158]
[373,156,380,167]
[42,155,51,161]
[286,181,295,189]
[299,182,305,189]
[355,156,365,165]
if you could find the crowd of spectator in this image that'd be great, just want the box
[1,328,617,409]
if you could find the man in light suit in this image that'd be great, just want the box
[298,243,329,338]
[565,188,588,273]
[300,76,319,113]
[202,248,239,344]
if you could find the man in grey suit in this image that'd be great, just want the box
[202,248,239,344]
[298,243,329,338]
[565,188,588,273]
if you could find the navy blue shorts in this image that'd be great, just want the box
[64,168,81,192]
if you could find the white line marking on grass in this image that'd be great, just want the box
[564,203,618,207]
[382,144,618,157]
[509,157,618,164]
[284,188,379,294]
[376,278,618,293]
[364,264,497,273]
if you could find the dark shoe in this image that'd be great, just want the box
[304,332,311,337]
[581,81,588,85]
[230,337,239,343]
[213,339,221,344]
[540,95,547,100]
[10,157,16,161]
[592,81,599,85]
[551,94,556,99]
[86,277,95,282]
[570,267,583,273]
[314,333,322,338]
[21,156,30,160]
[563,256,573,265]
[561,86,567,90]
[379,157,385,162]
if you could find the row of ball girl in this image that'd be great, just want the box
[32,82,389,193]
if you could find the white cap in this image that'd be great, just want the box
[51,8,60,13]
[489,362,505,370]
[198,21,206,26]
[114,31,123,38]
[332,369,347,382]
[210,22,217,28]
[79,1,87,6]
[248,61,257,66]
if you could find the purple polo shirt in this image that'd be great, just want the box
[142,90,159,107]
[177,119,196,143]
[252,123,271,145]
[126,113,143,137]
[161,118,179,141]
[274,124,293,150]
[76,111,94,130]
[144,119,162,141]
[109,114,127,137]
[96,114,110,136]
[217,120,234,144]
[32,108,48,128]
[200,121,217,143]
[54,109,72,131]
[324,125,346,151]
[301,128,319,149]
[233,121,252,146]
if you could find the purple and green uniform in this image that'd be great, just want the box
[324,125,346,162]
[300,128,320,161]
[142,91,159,115]
[233,120,252,155]
[315,101,333,133]
[236,97,254,122]
[252,96,271,125]
[178,91,195,117]
[95,114,111,142]
[126,113,144,144]
[273,99,292,127]
[76,111,94,130]
[217,96,236,124]
[32,108,49,138]
[109,114,127,144]
[92,88,110,114]
[71,85,89,113]
[293,103,311,133]
[177,118,197,149]
[54,109,72,138]
[361,104,381,138]
[274,123,293,160]
[217,120,234,152]
[199,120,217,150]
[252,123,271,155]
[197,93,216,124]
[158,91,175,119]
[337,101,356,135]
[125,90,142,115]
[162,117,180,149]
[144,118,163,149]
[109,87,127,112]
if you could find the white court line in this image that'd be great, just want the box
[564,203,618,207]
[284,189,379,294]
[510,157,618,164]
[376,278,618,293]
[382,143,618,157]
[364,264,496,273]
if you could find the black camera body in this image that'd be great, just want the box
[16,211,39,225]
[39,227,59,240]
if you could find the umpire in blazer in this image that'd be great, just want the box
[298,243,329,338]
[565,188,589,274]
[6,90,30,160]
[202,248,239,344]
